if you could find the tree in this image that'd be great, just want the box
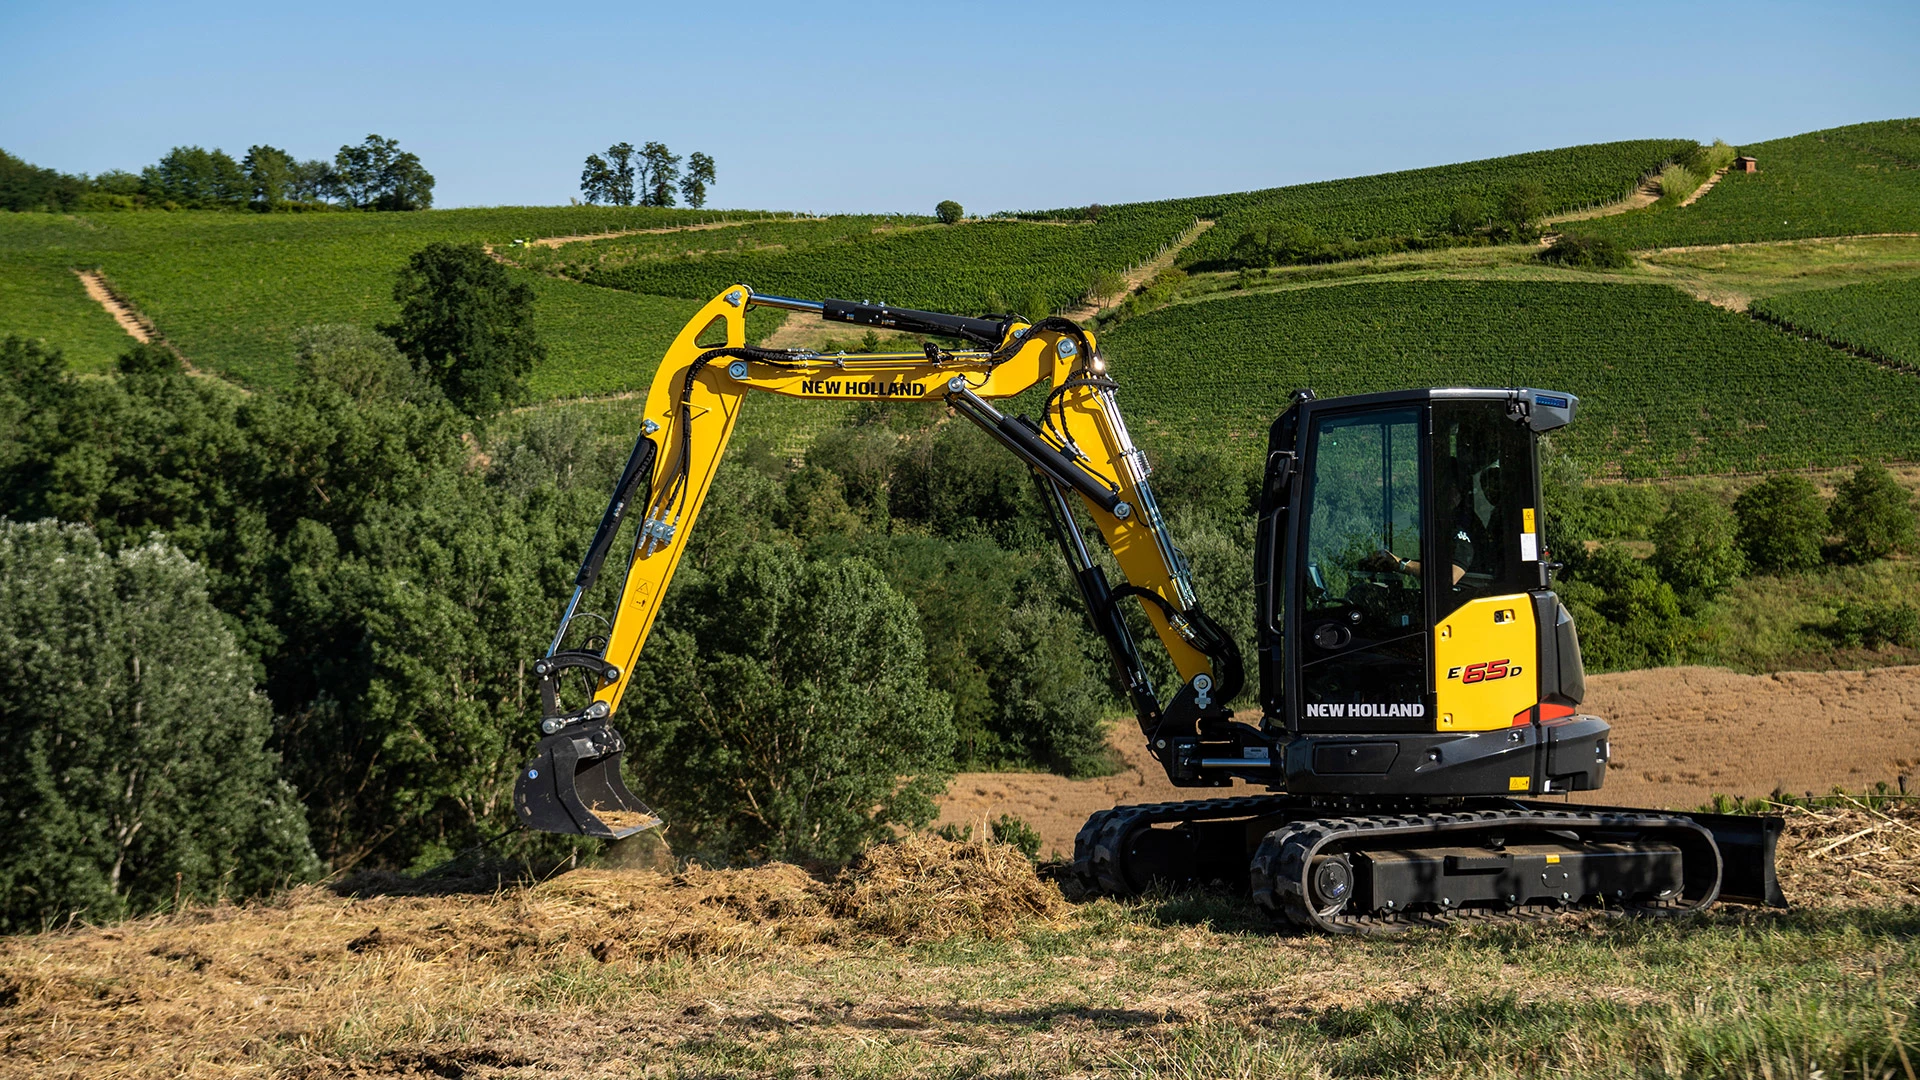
[680,150,715,208]
[243,144,295,211]
[0,520,316,931]
[1732,473,1828,573]
[333,134,434,211]
[380,242,545,417]
[1496,180,1546,241]
[1828,461,1916,562]
[935,199,963,224]
[606,142,637,206]
[1650,489,1744,599]
[623,544,953,862]
[579,153,613,204]
[1448,193,1488,236]
[638,141,681,207]
[286,158,339,204]
[142,146,247,209]
[0,149,84,211]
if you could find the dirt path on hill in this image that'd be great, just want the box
[1678,165,1732,208]
[74,269,153,343]
[937,664,1920,858]
[72,269,213,377]
[1060,218,1213,322]
[1543,174,1664,226]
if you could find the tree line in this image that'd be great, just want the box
[579,141,715,207]
[0,134,434,213]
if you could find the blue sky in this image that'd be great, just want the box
[4,1,1914,213]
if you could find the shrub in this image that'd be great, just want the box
[1732,473,1828,572]
[380,241,545,419]
[0,521,316,931]
[1539,233,1631,269]
[623,545,954,863]
[1559,544,1691,671]
[1828,461,1916,562]
[1826,600,1920,649]
[935,200,963,225]
[1650,489,1744,598]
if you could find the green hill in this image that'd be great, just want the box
[1103,280,1920,477]
[1573,119,1920,250]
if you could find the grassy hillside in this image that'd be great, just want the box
[576,210,1198,316]
[1574,119,1920,250]
[1750,276,1920,371]
[1174,139,1693,268]
[0,207,759,386]
[1103,280,1920,477]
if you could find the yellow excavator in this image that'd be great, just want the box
[515,285,1783,932]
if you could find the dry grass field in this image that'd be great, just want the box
[2,803,1916,1079]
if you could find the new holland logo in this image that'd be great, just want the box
[1447,659,1523,684]
[798,379,928,397]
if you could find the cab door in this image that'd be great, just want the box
[1292,405,1433,733]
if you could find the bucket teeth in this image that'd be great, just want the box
[515,719,660,839]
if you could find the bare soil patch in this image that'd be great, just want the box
[1677,164,1732,208]
[73,269,153,343]
[938,664,1920,857]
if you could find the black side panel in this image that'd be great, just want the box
[1552,597,1586,705]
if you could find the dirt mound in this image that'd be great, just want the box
[1772,797,1920,908]
[938,664,1920,858]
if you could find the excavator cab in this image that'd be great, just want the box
[1255,387,1600,796]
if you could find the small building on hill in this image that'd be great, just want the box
[1733,155,1758,173]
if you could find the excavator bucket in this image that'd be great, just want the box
[514,719,661,839]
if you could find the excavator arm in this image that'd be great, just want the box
[515,285,1242,839]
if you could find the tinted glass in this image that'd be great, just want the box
[1296,407,1429,730]
[1431,400,1538,608]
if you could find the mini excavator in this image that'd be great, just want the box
[515,285,1784,932]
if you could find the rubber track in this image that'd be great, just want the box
[1247,809,1719,935]
[1072,795,1302,894]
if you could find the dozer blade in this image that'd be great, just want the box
[515,719,661,839]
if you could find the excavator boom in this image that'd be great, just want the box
[515,286,1240,839]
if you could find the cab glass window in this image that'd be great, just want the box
[1430,401,1537,607]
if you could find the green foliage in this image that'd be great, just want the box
[381,242,545,417]
[1825,599,1920,649]
[1101,282,1920,478]
[0,521,316,931]
[142,146,249,209]
[935,200,963,225]
[680,151,715,209]
[1732,473,1828,572]
[1179,139,1689,270]
[1751,277,1920,372]
[0,148,84,212]
[935,813,1042,861]
[1827,460,1916,561]
[1558,544,1691,671]
[586,210,1189,318]
[1538,233,1630,269]
[1650,489,1744,599]
[638,142,680,208]
[622,545,953,863]
[1578,119,1920,249]
[242,144,295,211]
[332,134,434,211]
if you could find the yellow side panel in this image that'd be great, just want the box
[1432,594,1537,732]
